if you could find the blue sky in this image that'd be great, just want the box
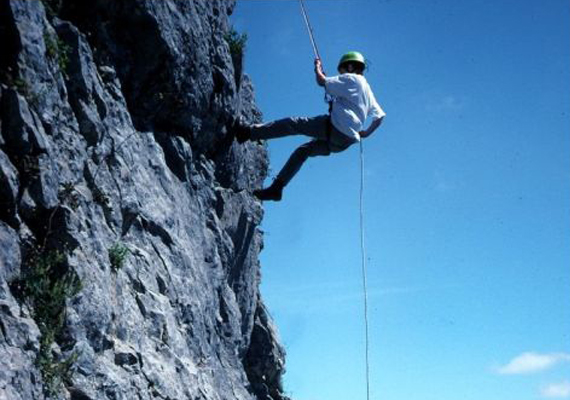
[231,1,570,399]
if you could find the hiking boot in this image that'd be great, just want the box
[254,180,285,202]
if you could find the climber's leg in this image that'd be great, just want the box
[254,140,330,201]
[233,115,329,143]
[251,115,329,141]
[277,140,330,185]
[250,119,357,201]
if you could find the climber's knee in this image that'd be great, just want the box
[292,142,313,162]
[305,140,331,158]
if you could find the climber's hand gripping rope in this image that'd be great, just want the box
[314,58,327,86]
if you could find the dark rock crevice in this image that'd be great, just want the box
[0,0,22,83]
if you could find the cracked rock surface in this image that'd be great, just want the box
[0,1,288,399]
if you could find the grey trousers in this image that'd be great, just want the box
[250,115,357,186]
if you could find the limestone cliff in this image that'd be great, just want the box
[0,1,288,399]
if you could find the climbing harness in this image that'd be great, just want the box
[298,1,372,399]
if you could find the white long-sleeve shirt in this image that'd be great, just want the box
[324,73,385,141]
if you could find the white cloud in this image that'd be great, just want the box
[425,95,464,112]
[541,381,570,398]
[497,352,570,375]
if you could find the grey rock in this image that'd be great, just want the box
[17,187,37,224]
[245,304,288,400]
[55,20,108,146]
[0,221,20,281]
[7,0,73,129]
[30,152,59,210]
[0,343,44,400]
[0,278,43,400]
[1,88,49,155]
[0,287,41,352]
[0,149,19,224]
[0,1,290,399]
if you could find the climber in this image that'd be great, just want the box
[233,51,386,201]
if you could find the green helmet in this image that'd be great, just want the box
[337,51,366,71]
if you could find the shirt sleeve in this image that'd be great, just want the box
[324,75,352,98]
[368,90,386,120]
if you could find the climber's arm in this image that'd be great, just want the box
[315,58,326,87]
[360,117,383,139]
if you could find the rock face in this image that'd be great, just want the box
[0,1,288,399]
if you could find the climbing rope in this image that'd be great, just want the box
[299,0,322,61]
[359,140,371,400]
[299,1,372,399]
[299,0,332,107]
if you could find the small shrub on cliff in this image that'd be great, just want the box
[44,32,70,73]
[37,346,78,399]
[13,77,29,95]
[3,70,30,97]
[224,27,248,59]
[12,246,82,398]
[109,242,130,271]
[4,70,44,107]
